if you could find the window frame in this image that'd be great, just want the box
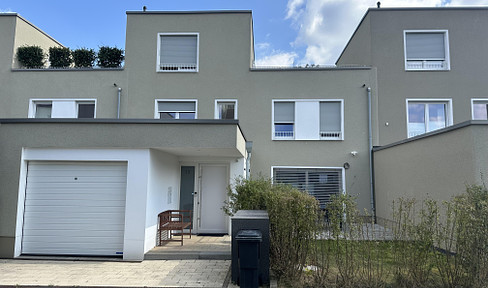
[272,99,344,141]
[76,101,96,119]
[157,32,200,73]
[214,99,238,120]
[406,98,453,138]
[471,98,488,120]
[154,99,198,119]
[403,30,450,71]
[29,99,97,118]
[271,166,346,208]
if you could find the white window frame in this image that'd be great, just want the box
[471,98,488,120]
[271,166,346,207]
[29,99,97,118]
[157,33,199,73]
[76,101,96,118]
[404,30,450,71]
[154,99,198,119]
[272,99,344,141]
[214,99,238,120]
[406,98,453,138]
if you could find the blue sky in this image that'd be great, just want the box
[1,0,485,66]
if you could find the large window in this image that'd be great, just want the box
[30,99,95,118]
[273,167,344,209]
[215,100,237,120]
[157,33,199,72]
[472,99,488,120]
[156,100,197,119]
[407,99,452,138]
[273,100,343,140]
[404,30,450,71]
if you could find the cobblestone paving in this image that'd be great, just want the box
[0,259,230,287]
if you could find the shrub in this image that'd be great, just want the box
[16,45,45,68]
[48,46,72,68]
[72,48,96,68]
[97,46,124,68]
[223,177,321,282]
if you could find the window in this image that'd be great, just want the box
[472,99,488,120]
[407,99,452,138]
[34,102,52,118]
[273,167,344,209]
[273,102,295,139]
[273,100,343,140]
[404,30,450,71]
[30,99,96,118]
[157,33,199,72]
[77,102,95,118]
[320,101,342,140]
[215,100,237,120]
[156,100,197,119]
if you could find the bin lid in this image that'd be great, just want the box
[236,229,262,240]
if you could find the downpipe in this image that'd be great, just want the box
[367,87,376,221]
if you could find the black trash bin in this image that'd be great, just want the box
[236,229,262,288]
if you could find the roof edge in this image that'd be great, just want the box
[0,118,240,125]
[126,10,252,15]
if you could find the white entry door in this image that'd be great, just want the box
[198,164,228,234]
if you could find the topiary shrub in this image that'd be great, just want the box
[16,45,45,68]
[97,46,124,68]
[72,48,96,68]
[48,46,72,68]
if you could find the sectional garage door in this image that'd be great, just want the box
[22,161,127,256]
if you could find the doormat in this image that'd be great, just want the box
[197,233,227,237]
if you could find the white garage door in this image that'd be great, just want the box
[22,161,127,256]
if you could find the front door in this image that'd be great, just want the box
[198,164,228,234]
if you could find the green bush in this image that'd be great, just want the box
[97,46,124,68]
[223,177,321,282]
[72,48,96,68]
[48,47,72,68]
[16,45,45,68]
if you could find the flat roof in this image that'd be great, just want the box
[127,10,252,15]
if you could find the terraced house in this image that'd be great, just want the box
[1,6,487,261]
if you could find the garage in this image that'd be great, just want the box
[21,161,127,256]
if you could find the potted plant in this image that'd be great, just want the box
[72,48,96,68]
[97,46,124,68]
[16,45,45,68]
[49,47,72,68]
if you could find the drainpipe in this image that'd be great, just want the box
[117,87,122,119]
[367,87,376,221]
[245,141,253,179]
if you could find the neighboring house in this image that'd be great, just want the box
[0,7,486,261]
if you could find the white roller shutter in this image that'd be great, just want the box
[22,161,127,256]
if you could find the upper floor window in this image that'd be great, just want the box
[404,30,450,71]
[30,99,96,118]
[156,100,197,119]
[272,99,343,141]
[472,99,488,120]
[215,100,237,120]
[157,33,199,72]
[407,99,452,138]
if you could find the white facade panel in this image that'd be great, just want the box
[295,101,320,140]
[22,161,127,256]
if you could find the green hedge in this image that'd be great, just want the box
[16,45,45,68]
[49,47,72,68]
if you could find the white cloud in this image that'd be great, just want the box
[285,0,485,65]
[255,51,298,67]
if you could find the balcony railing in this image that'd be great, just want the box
[160,63,197,71]
[320,131,342,140]
[275,131,294,138]
[406,60,447,70]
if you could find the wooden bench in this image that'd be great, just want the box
[157,210,192,246]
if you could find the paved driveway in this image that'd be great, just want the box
[0,259,231,287]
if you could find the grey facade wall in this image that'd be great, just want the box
[373,122,488,222]
[338,8,488,145]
